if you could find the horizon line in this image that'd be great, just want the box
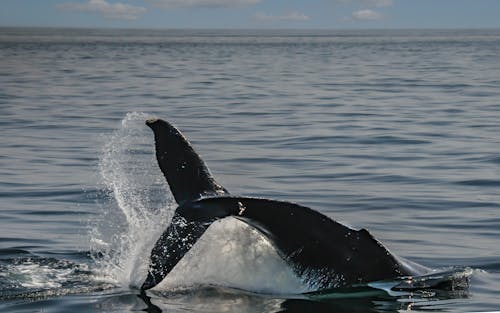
[1,25,500,31]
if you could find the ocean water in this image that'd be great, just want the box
[1,27,499,312]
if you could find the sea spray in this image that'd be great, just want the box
[91,112,174,288]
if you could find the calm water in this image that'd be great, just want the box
[1,27,500,312]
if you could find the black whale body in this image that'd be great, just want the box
[141,118,423,290]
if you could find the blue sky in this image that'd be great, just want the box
[1,0,499,29]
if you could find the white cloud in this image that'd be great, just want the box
[337,0,393,8]
[254,12,310,22]
[146,0,261,9]
[58,0,146,20]
[351,9,382,20]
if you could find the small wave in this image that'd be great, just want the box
[456,179,500,187]
[356,135,431,145]
[0,248,32,258]
[489,156,500,165]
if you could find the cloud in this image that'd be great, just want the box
[351,9,382,20]
[146,0,261,9]
[58,0,146,20]
[337,0,393,8]
[254,12,310,22]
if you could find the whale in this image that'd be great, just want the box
[141,118,425,291]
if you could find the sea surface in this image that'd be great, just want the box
[0,27,499,312]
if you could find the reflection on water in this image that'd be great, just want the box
[140,284,471,313]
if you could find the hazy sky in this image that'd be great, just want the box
[1,0,499,29]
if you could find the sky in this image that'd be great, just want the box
[0,0,499,29]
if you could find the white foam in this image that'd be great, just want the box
[17,262,66,289]
[1,259,89,290]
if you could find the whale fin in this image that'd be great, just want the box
[146,119,228,205]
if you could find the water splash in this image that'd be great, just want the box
[91,112,174,288]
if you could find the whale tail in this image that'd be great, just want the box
[142,119,419,291]
[146,118,229,205]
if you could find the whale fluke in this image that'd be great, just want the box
[141,119,423,291]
